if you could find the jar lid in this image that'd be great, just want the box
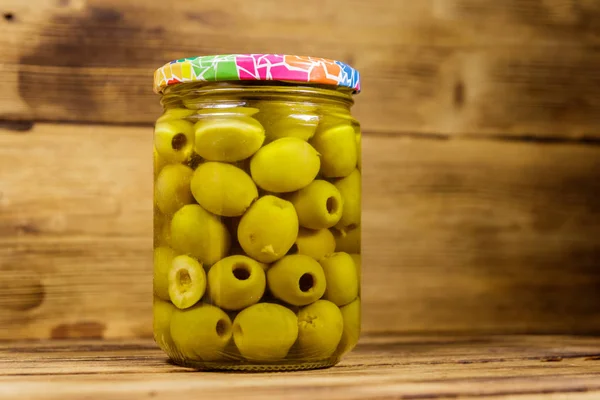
[153,54,361,94]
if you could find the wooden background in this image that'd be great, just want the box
[0,0,599,340]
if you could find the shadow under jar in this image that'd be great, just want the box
[152,54,362,371]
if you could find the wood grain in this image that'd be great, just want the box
[0,123,153,339]
[1,335,600,399]
[1,0,600,137]
[362,134,600,333]
[1,123,599,339]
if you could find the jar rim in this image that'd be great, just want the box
[153,54,361,95]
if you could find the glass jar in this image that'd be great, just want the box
[152,54,361,371]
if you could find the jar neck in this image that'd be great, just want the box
[160,81,355,111]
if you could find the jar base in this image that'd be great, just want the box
[170,356,341,372]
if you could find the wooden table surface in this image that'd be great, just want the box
[1,335,600,399]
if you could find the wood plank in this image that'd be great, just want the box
[1,0,600,137]
[1,123,599,339]
[1,335,600,399]
[362,134,600,334]
[0,123,153,340]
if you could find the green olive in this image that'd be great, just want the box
[288,180,343,229]
[267,254,326,306]
[333,226,361,253]
[154,246,177,301]
[168,255,206,310]
[293,228,336,260]
[254,101,319,142]
[237,195,298,263]
[190,162,258,217]
[153,207,164,246]
[334,169,361,230]
[208,255,266,310]
[170,204,231,266]
[336,298,360,356]
[154,164,194,216]
[297,300,343,360]
[153,148,167,178]
[153,297,177,355]
[349,253,362,284]
[233,303,298,361]
[154,210,174,248]
[356,133,361,171]
[250,137,320,193]
[160,215,173,248]
[310,122,357,178]
[194,116,265,162]
[320,252,358,306]
[156,108,195,124]
[154,119,195,163]
[170,303,232,361]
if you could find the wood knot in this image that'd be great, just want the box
[0,120,34,132]
[0,268,45,311]
[453,80,465,108]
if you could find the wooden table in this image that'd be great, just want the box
[2,335,600,399]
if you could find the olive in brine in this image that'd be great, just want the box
[153,148,167,178]
[232,303,298,361]
[154,119,195,163]
[153,207,164,246]
[250,137,320,193]
[237,195,299,263]
[349,253,362,283]
[333,226,361,254]
[254,101,319,142]
[153,297,177,355]
[297,300,344,360]
[310,122,357,178]
[170,204,231,266]
[168,255,206,310]
[154,210,173,248]
[320,252,359,307]
[334,169,361,231]
[288,180,343,229]
[154,246,177,301]
[154,164,194,216]
[170,304,232,361]
[356,133,361,171]
[208,255,266,311]
[293,228,336,260]
[267,254,326,306]
[336,297,360,355]
[190,162,258,217]
[159,215,173,248]
[194,116,265,162]
[156,108,195,124]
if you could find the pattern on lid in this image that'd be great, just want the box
[154,54,361,94]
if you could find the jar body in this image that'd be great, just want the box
[153,82,361,371]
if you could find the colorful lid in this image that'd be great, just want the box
[153,54,361,94]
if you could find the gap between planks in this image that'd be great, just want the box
[1,119,599,146]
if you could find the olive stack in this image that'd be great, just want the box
[153,101,361,369]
